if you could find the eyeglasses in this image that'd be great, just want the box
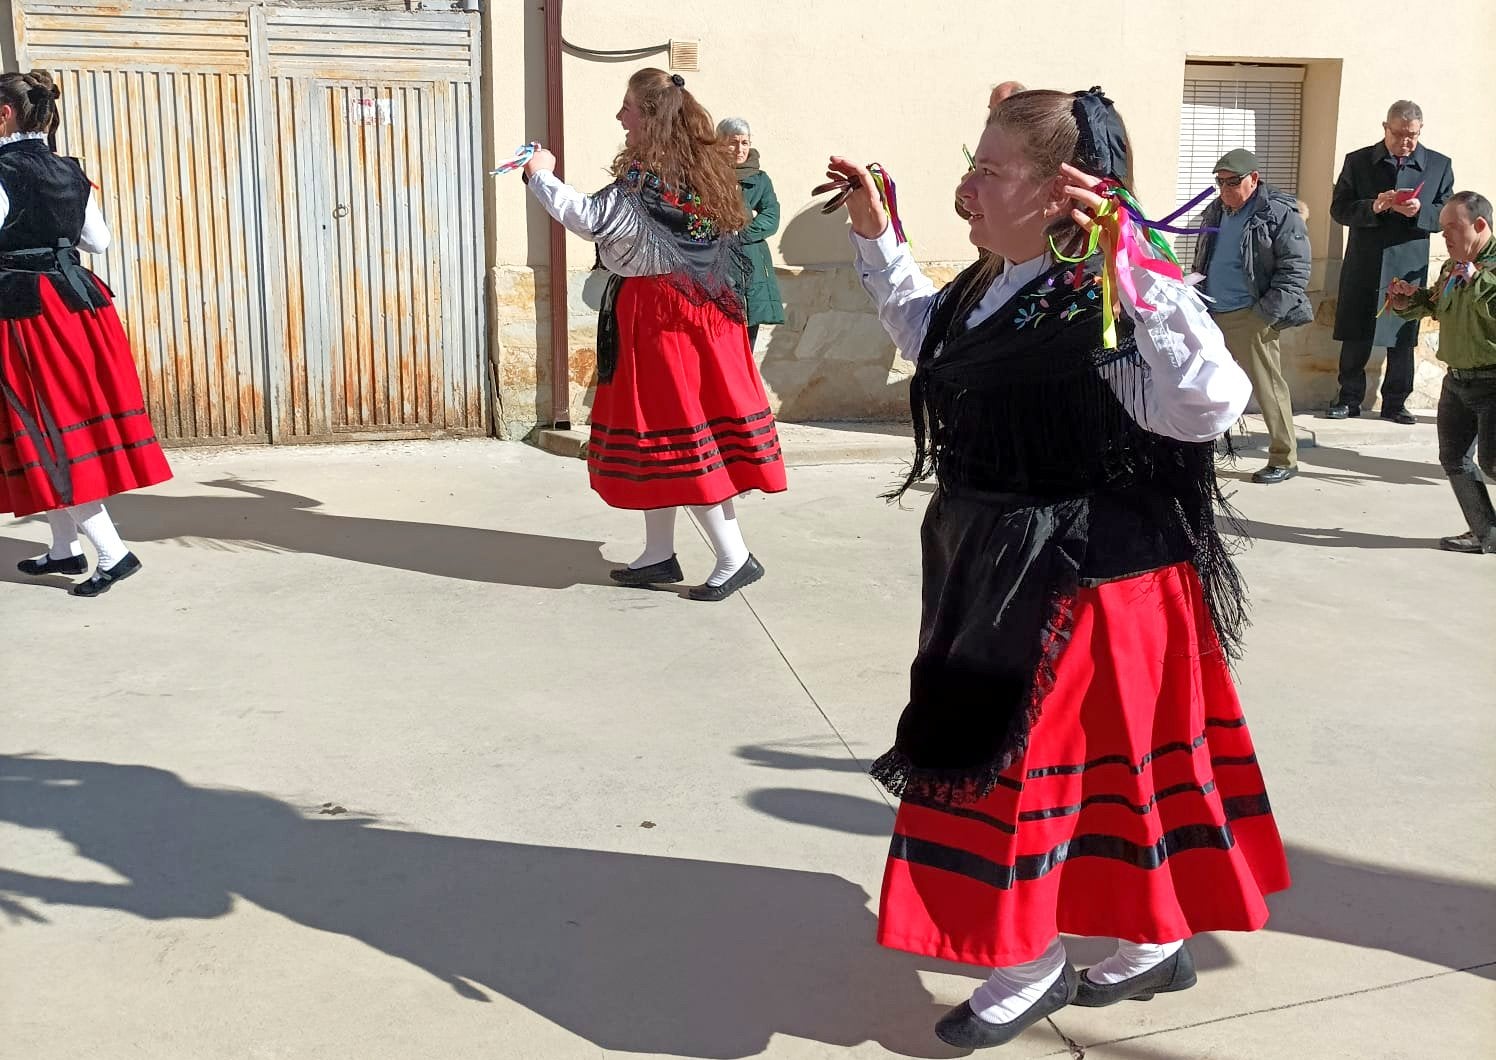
[1215,174,1252,189]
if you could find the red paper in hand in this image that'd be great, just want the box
[1393,181,1425,204]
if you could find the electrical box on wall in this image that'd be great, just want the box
[669,40,699,72]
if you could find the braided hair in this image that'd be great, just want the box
[0,70,62,150]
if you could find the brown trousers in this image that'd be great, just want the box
[1212,307,1298,469]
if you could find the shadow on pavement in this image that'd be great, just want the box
[736,757,1496,981]
[0,478,613,589]
[1223,517,1436,551]
[0,755,965,1059]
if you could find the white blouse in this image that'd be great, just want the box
[853,226,1251,443]
[0,132,112,255]
[526,169,661,277]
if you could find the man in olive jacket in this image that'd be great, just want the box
[1328,100,1455,423]
[1192,149,1313,483]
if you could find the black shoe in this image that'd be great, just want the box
[1439,531,1496,554]
[70,552,142,597]
[687,555,765,602]
[17,553,88,577]
[1074,944,1197,1008]
[1380,408,1416,425]
[934,963,1079,1049]
[1252,465,1298,484]
[608,555,684,587]
[1326,403,1360,419]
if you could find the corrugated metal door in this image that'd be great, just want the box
[257,6,486,439]
[11,1,270,444]
[11,0,486,444]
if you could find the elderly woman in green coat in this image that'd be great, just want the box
[719,117,785,347]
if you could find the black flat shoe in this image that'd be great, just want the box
[71,552,142,597]
[1380,408,1416,425]
[608,555,684,587]
[687,555,765,602]
[934,963,1079,1049]
[1251,465,1298,484]
[1074,944,1196,1008]
[17,553,88,576]
[1439,531,1496,554]
[1326,403,1360,419]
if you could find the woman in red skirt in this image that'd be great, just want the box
[522,68,786,601]
[0,70,170,596]
[831,87,1290,1048]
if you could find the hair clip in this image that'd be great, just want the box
[670,74,685,88]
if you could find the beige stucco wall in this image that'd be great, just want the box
[487,0,1496,436]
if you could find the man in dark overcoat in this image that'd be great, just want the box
[1328,100,1454,423]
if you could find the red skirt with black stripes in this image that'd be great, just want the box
[878,562,1290,968]
[586,275,786,509]
[1,276,170,517]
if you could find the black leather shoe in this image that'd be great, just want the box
[608,555,684,587]
[17,553,88,576]
[1380,408,1416,425]
[1439,531,1496,554]
[934,963,1079,1049]
[1074,944,1196,1007]
[1326,403,1360,419]
[70,552,142,597]
[687,555,765,601]
[1252,465,1298,484]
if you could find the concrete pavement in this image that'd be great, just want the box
[1,425,1492,1059]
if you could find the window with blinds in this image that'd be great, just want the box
[1174,64,1304,266]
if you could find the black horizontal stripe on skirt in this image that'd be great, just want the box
[901,780,1223,837]
[588,424,780,455]
[589,409,774,442]
[0,407,147,448]
[890,791,1274,890]
[587,438,782,470]
[2,435,160,478]
[590,450,784,483]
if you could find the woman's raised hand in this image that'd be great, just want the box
[523,147,557,180]
[1059,163,1109,234]
[825,157,888,240]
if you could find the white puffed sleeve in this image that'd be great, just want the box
[851,225,940,362]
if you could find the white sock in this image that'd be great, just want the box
[970,937,1067,1025]
[1086,939,1183,984]
[68,501,130,571]
[40,509,83,561]
[689,500,749,586]
[630,507,678,569]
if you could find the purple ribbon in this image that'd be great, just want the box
[1130,185,1220,236]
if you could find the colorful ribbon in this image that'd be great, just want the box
[1050,181,1191,348]
[868,165,906,244]
[491,142,540,176]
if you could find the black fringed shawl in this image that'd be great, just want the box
[870,253,1248,806]
[591,165,750,383]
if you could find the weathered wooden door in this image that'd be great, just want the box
[11,0,486,444]
[258,6,486,439]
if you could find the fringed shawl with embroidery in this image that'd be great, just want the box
[591,164,750,382]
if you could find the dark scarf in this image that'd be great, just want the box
[870,255,1247,805]
[735,148,761,181]
[592,166,749,383]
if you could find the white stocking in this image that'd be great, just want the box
[970,936,1067,1025]
[68,501,130,571]
[689,500,749,586]
[1086,939,1183,984]
[38,509,82,561]
[630,507,678,569]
